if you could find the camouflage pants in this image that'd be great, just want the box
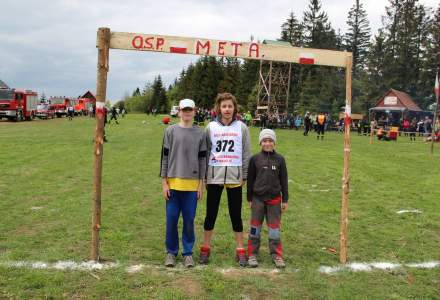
[247,196,282,257]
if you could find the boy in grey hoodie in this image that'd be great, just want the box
[160,99,207,268]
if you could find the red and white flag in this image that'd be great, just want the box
[299,53,315,65]
[169,41,188,54]
[435,72,439,100]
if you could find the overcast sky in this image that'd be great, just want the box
[0,0,437,101]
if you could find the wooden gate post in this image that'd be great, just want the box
[340,54,353,264]
[91,27,110,261]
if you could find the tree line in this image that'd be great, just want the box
[120,0,440,117]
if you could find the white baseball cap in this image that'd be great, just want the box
[179,99,195,109]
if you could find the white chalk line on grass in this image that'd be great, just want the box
[2,260,439,275]
[126,264,297,274]
[0,260,118,271]
[319,261,440,274]
[0,260,295,274]
[396,209,422,214]
[30,206,44,210]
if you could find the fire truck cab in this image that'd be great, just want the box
[0,88,39,121]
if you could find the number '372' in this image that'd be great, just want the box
[215,140,235,152]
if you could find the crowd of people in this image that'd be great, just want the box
[367,115,439,142]
[158,106,439,144]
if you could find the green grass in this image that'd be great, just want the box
[1,114,440,299]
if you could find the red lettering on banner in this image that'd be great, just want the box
[132,36,143,49]
[231,42,242,56]
[145,37,154,49]
[248,43,259,58]
[196,40,211,55]
[218,41,227,55]
[156,38,165,50]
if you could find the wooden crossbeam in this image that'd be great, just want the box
[107,31,349,68]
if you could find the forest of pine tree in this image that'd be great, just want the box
[122,0,440,117]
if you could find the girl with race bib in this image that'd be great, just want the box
[199,93,252,267]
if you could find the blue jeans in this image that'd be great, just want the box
[166,190,198,256]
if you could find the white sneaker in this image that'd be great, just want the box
[272,255,286,268]
[165,254,176,267]
[248,255,258,268]
[183,255,195,268]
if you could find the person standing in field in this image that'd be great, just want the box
[103,106,108,142]
[316,112,326,140]
[303,112,312,136]
[409,118,417,141]
[403,118,410,136]
[244,111,253,127]
[246,129,288,268]
[294,115,302,130]
[199,93,252,267]
[67,105,74,120]
[160,99,207,268]
[109,106,119,124]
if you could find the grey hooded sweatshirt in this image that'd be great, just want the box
[160,124,207,179]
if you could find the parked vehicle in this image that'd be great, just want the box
[74,98,92,116]
[0,88,38,121]
[170,105,179,117]
[35,103,55,119]
[49,97,69,117]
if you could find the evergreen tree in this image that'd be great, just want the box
[344,0,371,78]
[132,87,141,97]
[381,0,431,99]
[359,30,388,112]
[219,58,240,97]
[302,0,337,49]
[298,0,339,115]
[280,12,303,46]
[151,76,168,113]
[335,29,344,51]
[237,59,260,109]
[202,56,224,108]
[418,4,439,107]
[280,12,305,113]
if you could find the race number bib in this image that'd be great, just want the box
[209,121,243,166]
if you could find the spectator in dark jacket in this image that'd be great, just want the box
[303,112,312,136]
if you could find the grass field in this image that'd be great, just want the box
[1,114,440,299]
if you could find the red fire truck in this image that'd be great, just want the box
[74,98,92,115]
[0,88,39,121]
[49,96,70,118]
